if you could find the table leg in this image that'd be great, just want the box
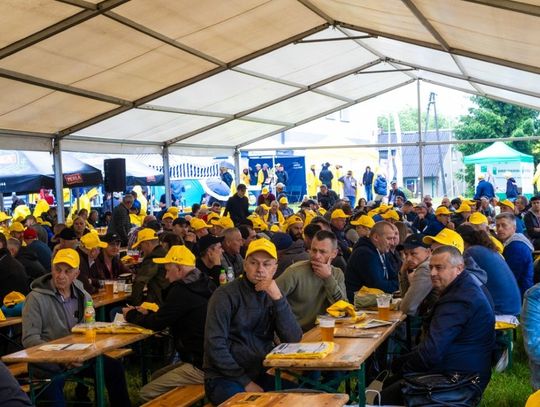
[95,354,106,407]
[356,364,366,407]
[274,368,282,390]
[96,306,105,322]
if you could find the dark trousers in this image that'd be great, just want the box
[32,356,131,407]
[205,373,297,406]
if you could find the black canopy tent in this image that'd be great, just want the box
[0,151,103,195]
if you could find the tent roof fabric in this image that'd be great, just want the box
[463,141,534,164]
[0,0,539,154]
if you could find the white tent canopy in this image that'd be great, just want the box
[0,0,539,155]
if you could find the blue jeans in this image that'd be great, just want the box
[347,196,356,207]
[205,373,297,405]
[365,185,373,201]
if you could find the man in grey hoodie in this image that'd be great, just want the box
[22,249,131,407]
[496,212,534,298]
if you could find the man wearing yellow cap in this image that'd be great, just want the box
[276,230,346,331]
[474,174,495,200]
[203,239,302,405]
[256,186,276,207]
[286,215,304,241]
[278,196,293,218]
[22,249,131,406]
[350,215,375,241]
[330,208,352,259]
[130,228,169,306]
[76,232,107,294]
[423,206,454,237]
[123,245,216,402]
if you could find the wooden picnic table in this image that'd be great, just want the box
[0,317,22,329]
[219,392,349,407]
[92,290,129,308]
[2,331,150,407]
[264,310,405,406]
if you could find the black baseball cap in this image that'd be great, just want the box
[198,234,224,254]
[101,233,121,243]
[398,234,430,251]
[56,227,77,241]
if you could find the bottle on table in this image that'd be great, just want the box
[226,266,234,283]
[219,269,227,286]
[84,300,96,342]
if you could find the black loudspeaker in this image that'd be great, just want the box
[104,158,126,192]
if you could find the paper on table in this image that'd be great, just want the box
[113,313,126,324]
[40,344,92,351]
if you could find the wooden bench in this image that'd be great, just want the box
[7,362,28,377]
[104,348,133,360]
[141,384,205,407]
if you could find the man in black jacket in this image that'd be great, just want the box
[124,245,216,402]
[108,193,133,246]
[224,184,250,225]
[7,238,46,281]
[0,233,29,302]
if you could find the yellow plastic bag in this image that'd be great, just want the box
[327,300,356,318]
[141,302,159,312]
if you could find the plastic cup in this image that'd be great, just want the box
[319,317,336,342]
[377,294,392,320]
[105,281,114,297]
[117,280,126,293]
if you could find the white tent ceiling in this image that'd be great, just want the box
[0,0,538,155]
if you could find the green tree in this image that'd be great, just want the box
[454,96,540,192]
[377,106,456,132]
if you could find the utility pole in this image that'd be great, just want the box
[425,92,447,196]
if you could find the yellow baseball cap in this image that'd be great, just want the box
[261,187,269,194]
[270,224,281,233]
[469,212,488,225]
[381,210,399,221]
[80,233,108,249]
[245,238,277,259]
[423,228,464,253]
[435,206,452,216]
[153,245,195,266]
[455,203,471,213]
[0,212,11,223]
[200,204,209,211]
[3,291,25,307]
[250,216,269,232]
[331,209,350,219]
[132,228,159,248]
[210,216,234,230]
[53,248,80,268]
[286,215,304,230]
[162,212,175,220]
[206,212,220,222]
[9,222,24,233]
[279,197,288,205]
[190,218,211,231]
[350,215,375,228]
[498,199,515,210]
[166,207,179,217]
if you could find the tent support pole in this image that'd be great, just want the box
[53,137,65,223]
[162,145,171,208]
[417,79,424,199]
[234,149,241,186]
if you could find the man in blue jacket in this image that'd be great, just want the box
[345,221,398,301]
[496,212,534,298]
[423,205,453,237]
[380,246,495,405]
[474,174,495,200]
